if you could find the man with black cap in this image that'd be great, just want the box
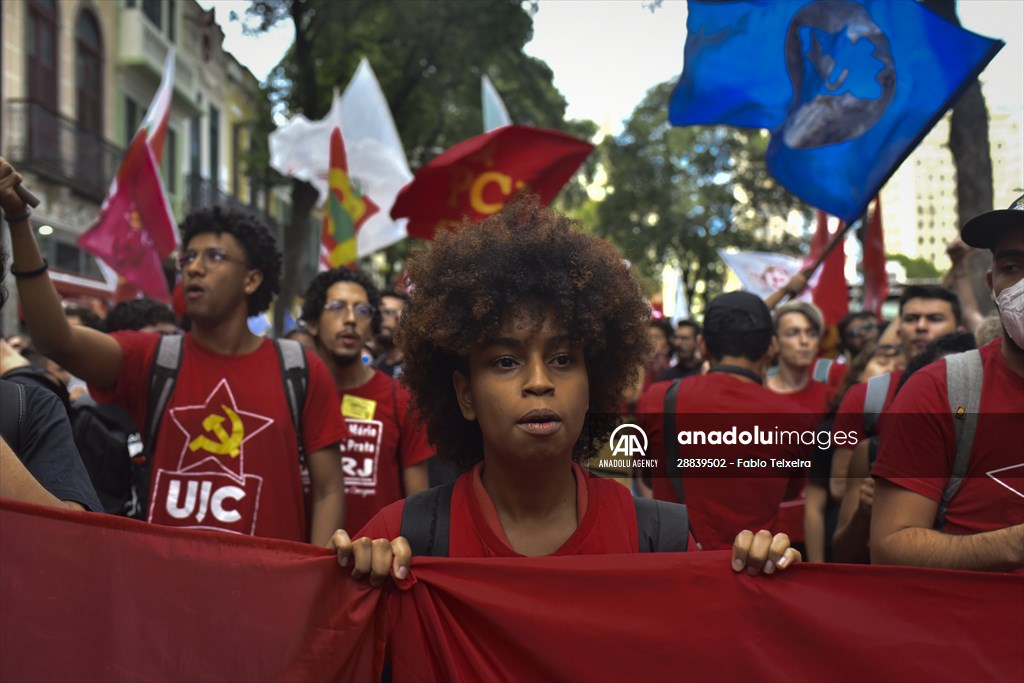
[871,196,1024,572]
[636,291,816,550]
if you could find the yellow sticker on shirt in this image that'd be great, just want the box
[342,394,377,421]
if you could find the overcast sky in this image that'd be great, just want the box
[199,0,1023,135]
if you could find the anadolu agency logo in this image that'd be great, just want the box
[597,423,659,469]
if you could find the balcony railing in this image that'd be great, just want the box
[185,173,281,231]
[4,100,122,203]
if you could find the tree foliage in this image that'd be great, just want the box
[243,0,597,325]
[594,80,809,311]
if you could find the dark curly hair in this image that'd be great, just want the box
[104,297,178,333]
[398,195,652,470]
[180,205,281,317]
[299,267,382,335]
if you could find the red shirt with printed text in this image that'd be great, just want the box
[91,332,347,542]
[337,370,433,533]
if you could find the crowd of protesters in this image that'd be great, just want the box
[1,154,1021,582]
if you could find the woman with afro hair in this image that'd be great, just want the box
[332,195,800,583]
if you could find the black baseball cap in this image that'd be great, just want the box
[704,291,773,333]
[961,194,1024,249]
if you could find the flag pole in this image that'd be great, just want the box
[782,217,860,303]
[14,183,40,208]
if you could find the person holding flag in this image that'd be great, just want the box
[0,158,347,546]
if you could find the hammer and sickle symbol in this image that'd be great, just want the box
[189,405,245,458]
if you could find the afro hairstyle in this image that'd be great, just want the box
[397,194,652,470]
[299,266,383,336]
[179,205,281,317]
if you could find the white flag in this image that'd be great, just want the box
[717,249,811,301]
[482,75,512,132]
[269,58,412,256]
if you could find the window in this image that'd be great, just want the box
[26,0,59,111]
[142,0,161,29]
[189,116,201,175]
[209,105,220,187]
[164,128,177,193]
[75,10,103,135]
[124,97,140,145]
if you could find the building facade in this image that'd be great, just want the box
[1,0,276,335]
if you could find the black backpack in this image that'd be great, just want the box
[70,396,145,516]
[400,481,690,555]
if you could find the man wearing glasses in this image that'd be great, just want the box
[0,161,347,546]
[301,269,431,535]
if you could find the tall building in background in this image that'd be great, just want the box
[1,0,277,335]
[881,107,1024,272]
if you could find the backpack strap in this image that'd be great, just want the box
[0,379,25,454]
[812,358,834,383]
[935,349,983,531]
[273,338,308,467]
[399,481,455,557]
[133,334,184,518]
[863,372,891,435]
[662,379,684,503]
[634,496,689,552]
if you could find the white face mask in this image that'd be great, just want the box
[994,277,1024,348]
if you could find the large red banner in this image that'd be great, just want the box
[2,498,1021,682]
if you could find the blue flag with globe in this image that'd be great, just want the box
[668,0,1003,222]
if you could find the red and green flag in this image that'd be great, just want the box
[320,127,378,269]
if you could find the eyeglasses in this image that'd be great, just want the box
[176,247,250,271]
[323,300,375,321]
[848,322,879,338]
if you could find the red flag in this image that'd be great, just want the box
[78,138,177,301]
[862,196,889,318]
[78,50,178,301]
[806,210,849,327]
[391,124,593,240]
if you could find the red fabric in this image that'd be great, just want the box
[636,374,814,549]
[0,498,385,683]
[359,469,638,557]
[807,211,849,327]
[390,125,593,240]
[831,370,903,442]
[775,379,834,423]
[338,370,432,533]
[874,339,1024,535]
[78,137,176,301]
[320,127,378,269]
[90,332,347,542]
[390,553,1023,683]
[826,358,849,389]
[3,499,1021,683]
[862,196,889,318]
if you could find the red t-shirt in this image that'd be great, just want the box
[91,332,347,542]
[636,373,813,550]
[873,339,1024,535]
[831,370,904,443]
[358,464,643,557]
[337,370,433,533]
[769,378,834,423]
